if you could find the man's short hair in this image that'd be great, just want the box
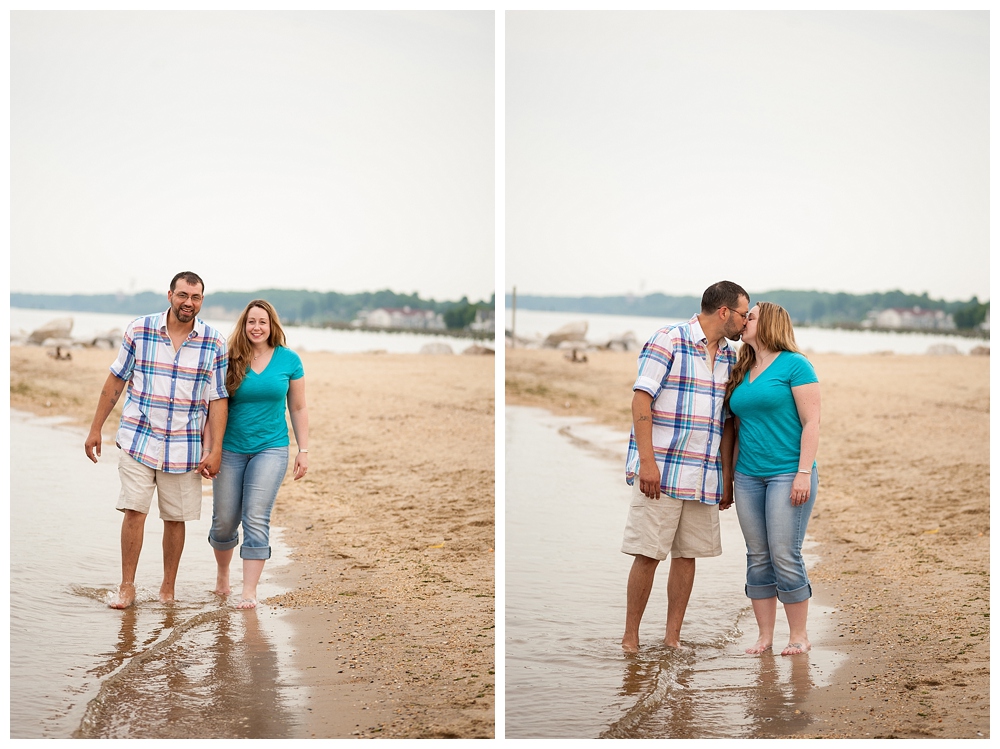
[701,281,749,314]
[170,272,205,294]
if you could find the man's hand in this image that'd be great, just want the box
[638,462,661,500]
[198,450,221,479]
[85,428,103,463]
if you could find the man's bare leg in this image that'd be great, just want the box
[160,520,185,603]
[664,556,696,648]
[623,554,659,653]
[110,509,146,609]
[213,547,234,597]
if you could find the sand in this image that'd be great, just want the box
[506,346,989,739]
[11,344,495,739]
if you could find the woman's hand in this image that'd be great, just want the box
[790,472,811,506]
[292,451,308,480]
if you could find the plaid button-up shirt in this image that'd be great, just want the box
[111,311,228,473]
[625,315,736,505]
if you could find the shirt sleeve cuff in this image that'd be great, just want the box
[633,377,660,397]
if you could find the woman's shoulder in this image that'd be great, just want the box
[782,350,811,364]
[782,351,818,381]
[276,346,305,374]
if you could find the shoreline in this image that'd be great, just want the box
[10,345,495,739]
[505,347,989,739]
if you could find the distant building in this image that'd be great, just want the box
[469,308,495,333]
[864,306,956,330]
[352,306,446,330]
[980,311,990,331]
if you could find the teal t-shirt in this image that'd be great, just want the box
[223,346,305,454]
[729,351,818,477]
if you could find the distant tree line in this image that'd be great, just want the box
[11,289,496,330]
[952,297,990,329]
[506,289,989,329]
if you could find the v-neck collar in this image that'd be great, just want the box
[249,347,275,376]
[748,350,783,384]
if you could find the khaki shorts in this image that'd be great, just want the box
[117,451,204,522]
[621,480,722,560]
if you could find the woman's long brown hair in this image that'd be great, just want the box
[724,302,801,407]
[226,299,287,395]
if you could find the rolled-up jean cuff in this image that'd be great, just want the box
[777,582,812,604]
[745,582,777,600]
[241,545,271,561]
[208,535,240,551]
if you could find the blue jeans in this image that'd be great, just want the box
[208,448,288,560]
[734,468,818,604]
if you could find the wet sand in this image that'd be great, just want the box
[506,346,989,739]
[11,345,495,739]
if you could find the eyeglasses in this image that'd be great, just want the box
[725,307,750,321]
[173,292,203,303]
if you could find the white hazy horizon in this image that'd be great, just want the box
[506,11,989,303]
[11,11,495,302]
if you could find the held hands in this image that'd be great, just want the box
[790,472,811,506]
[720,479,734,511]
[198,449,222,479]
[292,451,308,480]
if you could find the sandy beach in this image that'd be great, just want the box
[506,346,989,739]
[11,344,495,739]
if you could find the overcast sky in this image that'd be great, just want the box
[11,11,494,302]
[506,11,989,303]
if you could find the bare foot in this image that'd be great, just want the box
[213,572,231,597]
[109,581,136,609]
[781,641,811,656]
[621,636,639,654]
[664,638,682,649]
[236,599,257,610]
[159,583,176,604]
[746,639,773,655]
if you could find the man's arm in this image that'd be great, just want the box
[85,373,128,463]
[632,390,661,499]
[198,398,228,478]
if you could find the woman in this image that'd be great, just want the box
[209,300,309,609]
[725,302,820,656]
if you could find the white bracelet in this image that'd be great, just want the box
[797,469,810,474]
[298,449,309,453]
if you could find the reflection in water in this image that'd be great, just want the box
[601,648,694,738]
[10,412,305,739]
[602,609,823,739]
[76,606,300,739]
[505,407,846,739]
[742,647,815,736]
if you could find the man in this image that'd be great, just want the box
[621,280,749,653]
[85,271,229,609]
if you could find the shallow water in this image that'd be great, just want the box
[504,406,846,739]
[10,410,308,738]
